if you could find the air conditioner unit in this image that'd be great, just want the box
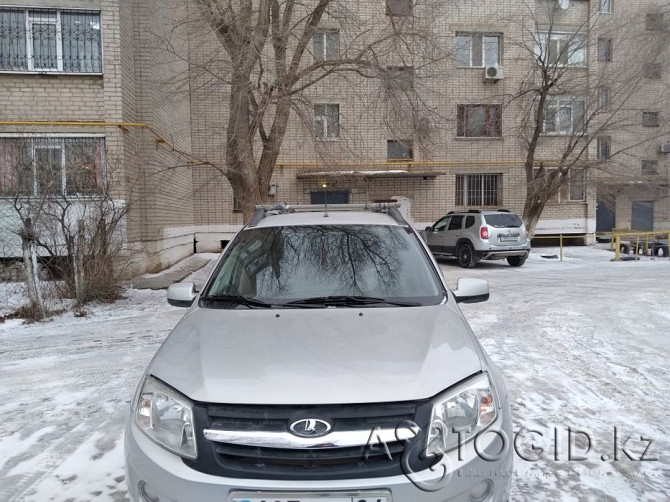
[660,143,670,154]
[484,65,504,82]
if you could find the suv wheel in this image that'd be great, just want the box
[457,242,477,268]
[507,256,526,267]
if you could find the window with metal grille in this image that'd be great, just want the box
[312,29,339,61]
[0,137,105,196]
[457,105,502,137]
[386,0,412,17]
[542,98,587,135]
[313,104,340,140]
[455,33,501,67]
[598,38,613,62]
[536,32,586,67]
[597,136,611,159]
[455,174,500,206]
[641,160,658,175]
[387,140,413,160]
[642,111,660,127]
[0,8,101,73]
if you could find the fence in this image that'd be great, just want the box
[607,229,670,261]
[531,234,591,262]
[530,231,670,262]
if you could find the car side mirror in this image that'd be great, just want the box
[425,226,432,232]
[167,282,197,307]
[453,278,489,304]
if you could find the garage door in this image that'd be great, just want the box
[631,201,654,231]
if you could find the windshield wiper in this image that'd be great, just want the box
[285,295,420,307]
[200,295,275,308]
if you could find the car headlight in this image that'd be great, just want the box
[426,373,498,457]
[133,375,197,459]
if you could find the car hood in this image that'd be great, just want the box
[149,304,482,405]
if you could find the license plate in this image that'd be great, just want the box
[230,492,390,502]
[499,235,519,242]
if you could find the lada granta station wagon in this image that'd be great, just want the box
[125,203,512,502]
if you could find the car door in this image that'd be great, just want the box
[444,215,465,254]
[425,216,450,254]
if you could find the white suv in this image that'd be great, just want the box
[423,210,530,268]
[125,203,512,502]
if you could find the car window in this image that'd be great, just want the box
[465,215,475,228]
[433,217,449,232]
[204,225,446,306]
[448,215,464,231]
[483,213,523,228]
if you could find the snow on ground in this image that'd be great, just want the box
[0,248,669,501]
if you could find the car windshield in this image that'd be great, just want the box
[483,213,523,228]
[203,224,445,307]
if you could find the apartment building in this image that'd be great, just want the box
[0,0,195,273]
[0,0,667,273]
[186,0,670,253]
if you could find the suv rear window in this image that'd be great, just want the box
[483,213,523,228]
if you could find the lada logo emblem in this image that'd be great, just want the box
[289,418,333,438]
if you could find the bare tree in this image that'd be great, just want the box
[158,0,450,219]
[0,137,129,317]
[506,0,670,234]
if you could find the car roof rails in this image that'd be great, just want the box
[467,209,482,213]
[496,209,510,213]
[247,202,408,228]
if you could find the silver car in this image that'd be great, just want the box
[125,203,512,502]
[424,210,530,268]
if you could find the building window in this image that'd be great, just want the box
[542,98,586,135]
[387,140,413,160]
[457,105,502,138]
[455,33,501,67]
[646,13,665,31]
[313,29,339,61]
[313,104,340,140]
[386,0,412,17]
[598,38,613,62]
[0,137,105,196]
[385,66,414,90]
[455,174,501,206]
[598,87,609,110]
[0,8,101,73]
[597,136,611,159]
[644,63,662,79]
[569,169,586,201]
[536,32,586,67]
[599,0,612,14]
[641,160,658,175]
[642,111,660,127]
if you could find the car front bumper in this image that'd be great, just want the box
[124,404,513,502]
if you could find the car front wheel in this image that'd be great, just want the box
[457,243,477,268]
[507,256,526,267]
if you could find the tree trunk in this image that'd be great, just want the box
[523,167,565,237]
[20,221,45,320]
[73,220,86,306]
